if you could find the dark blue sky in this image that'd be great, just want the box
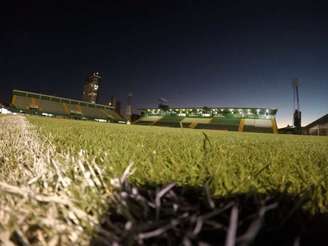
[1,0,327,127]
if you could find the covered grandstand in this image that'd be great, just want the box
[303,114,328,136]
[136,107,278,133]
[11,89,125,122]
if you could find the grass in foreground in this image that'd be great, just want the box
[28,116,328,213]
[1,115,328,245]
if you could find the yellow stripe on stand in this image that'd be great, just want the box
[189,122,198,129]
[238,119,245,132]
[11,95,17,105]
[151,119,160,125]
[271,118,278,134]
[30,98,41,109]
[63,103,69,114]
[76,104,82,114]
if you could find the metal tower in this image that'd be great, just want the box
[292,79,302,134]
[126,92,132,121]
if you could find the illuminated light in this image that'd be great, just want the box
[256,109,260,114]
[41,112,54,117]
[229,108,234,112]
[95,119,107,123]
[266,109,269,113]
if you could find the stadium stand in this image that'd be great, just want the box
[11,90,125,122]
[136,115,162,125]
[243,119,275,133]
[136,107,278,133]
[38,99,66,115]
[303,114,328,136]
[154,115,185,128]
[181,118,212,128]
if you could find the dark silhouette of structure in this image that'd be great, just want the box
[158,98,169,111]
[115,100,121,115]
[109,96,116,108]
[126,92,132,121]
[109,96,122,116]
[293,79,302,134]
[303,114,328,136]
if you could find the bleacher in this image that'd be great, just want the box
[11,89,124,122]
[181,117,211,128]
[154,115,184,128]
[135,115,162,125]
[136,107,278,133]
[243,119,274,133]
[208,117,241,131]
[38,99,66,115]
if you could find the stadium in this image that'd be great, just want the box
[1,1,328,244]
[1,75,327,246]
[10,89,124,122]
[136,106,278,133]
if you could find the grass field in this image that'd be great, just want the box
[1,115,328,245]
[28,116,328,213]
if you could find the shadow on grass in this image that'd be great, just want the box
[90,183,328,246]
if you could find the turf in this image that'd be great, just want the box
[28,116,328,213]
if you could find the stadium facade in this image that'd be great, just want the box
[11,89,124,122]
[136,107,278,133]
[303,114,328,136]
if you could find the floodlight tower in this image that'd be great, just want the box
[126,92,132,121]
[292,79,302,134]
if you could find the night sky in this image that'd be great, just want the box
[1,0,327,127]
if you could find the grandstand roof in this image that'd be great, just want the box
[305,114,328,129]
[12,89,114,110]
[141,107,278,115]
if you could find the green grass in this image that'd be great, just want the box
[28,116,328,213]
